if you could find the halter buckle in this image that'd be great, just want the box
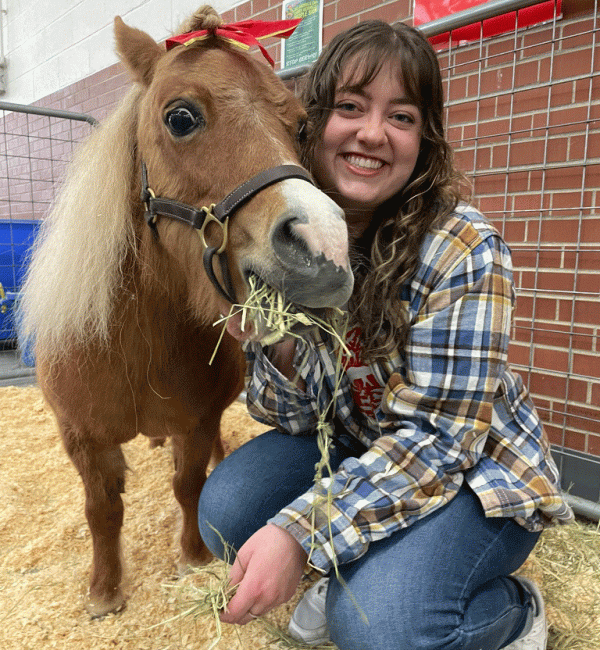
[143,187,157,224]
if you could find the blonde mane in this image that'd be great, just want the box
[18,88,141,358]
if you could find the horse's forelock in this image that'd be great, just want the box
[150,41,302,150]
[175,5,223,35]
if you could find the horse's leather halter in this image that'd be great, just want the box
[141,162,315,304]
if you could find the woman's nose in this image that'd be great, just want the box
[356,113,387,146]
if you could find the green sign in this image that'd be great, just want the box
[281,0,323,70]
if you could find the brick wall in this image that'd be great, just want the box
[1,0,598,465]
[439,5,599,459]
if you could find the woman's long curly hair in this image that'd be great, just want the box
[300,20,469,361]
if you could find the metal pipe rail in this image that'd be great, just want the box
[277,0,553,82]
[0,100,98,126]
[417,0,554,37]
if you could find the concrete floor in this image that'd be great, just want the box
[0,347,36,387]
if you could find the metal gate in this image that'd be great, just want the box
[0,102,96,381]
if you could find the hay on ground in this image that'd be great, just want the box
[0,385,598,649]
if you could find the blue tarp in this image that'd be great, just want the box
[0,219,41,343]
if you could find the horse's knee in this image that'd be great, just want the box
[75,445,127,534]
[84,490,124,534]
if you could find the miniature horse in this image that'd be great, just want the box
[18,6,352,617]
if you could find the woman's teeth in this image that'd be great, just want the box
[344,154,383,170]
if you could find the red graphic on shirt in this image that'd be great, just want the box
[341,327,384,419]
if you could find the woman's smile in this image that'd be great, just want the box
[342,153,386,171]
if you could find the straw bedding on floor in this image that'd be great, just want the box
[1,385,598,649]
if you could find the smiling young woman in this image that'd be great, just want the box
[197,19,573,650]
[311,60,423,236]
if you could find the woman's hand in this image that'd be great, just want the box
[220,524,308,625]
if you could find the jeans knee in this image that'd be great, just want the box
[197,476,230,560]
[327,582,463,650]
[197,461,266,559]
[330,621,462,650]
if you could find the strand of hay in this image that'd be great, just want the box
[214,275,354,580]
[211,275,350,364]
[307,351,369,626]
[158,557,237,650]
[163,561,336,649]
[160,534,336,649]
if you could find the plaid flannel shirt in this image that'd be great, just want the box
[244,205,574,574]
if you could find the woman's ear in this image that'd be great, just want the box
[114,16,163,87]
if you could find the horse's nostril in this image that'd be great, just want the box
[272,215,314,268]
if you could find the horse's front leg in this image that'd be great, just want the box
[61,427,127,617]
[171,421,219,569]
[208,435,225,470]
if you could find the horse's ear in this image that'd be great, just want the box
[114,16,163,87]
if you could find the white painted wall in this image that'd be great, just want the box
[1,0,241,104]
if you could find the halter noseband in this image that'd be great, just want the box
[140,162,314,304]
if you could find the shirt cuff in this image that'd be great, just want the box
[268,494,369,573]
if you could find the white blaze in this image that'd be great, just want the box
[279,178,350,271]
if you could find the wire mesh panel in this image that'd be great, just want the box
[437,3,599,499]
[0,104,95,343]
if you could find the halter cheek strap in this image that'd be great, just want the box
[140,162,315,304]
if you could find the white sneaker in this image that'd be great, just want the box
[288,577,330,646]
[503,576,548,650]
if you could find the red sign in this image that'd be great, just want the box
[414,0,562,48]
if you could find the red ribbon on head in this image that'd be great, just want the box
[165,18,302,67]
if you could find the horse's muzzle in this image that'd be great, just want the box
[270,213,354,309]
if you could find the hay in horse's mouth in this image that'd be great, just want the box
[214,274,349,350]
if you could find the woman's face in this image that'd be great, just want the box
[312,60,423,238]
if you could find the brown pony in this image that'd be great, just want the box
[18,6,352,618]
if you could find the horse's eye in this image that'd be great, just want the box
[165,105,203,137]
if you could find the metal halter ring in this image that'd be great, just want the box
[197,205,229,255]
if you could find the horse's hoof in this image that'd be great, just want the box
[177,549,213,576]
[85,588,126,618]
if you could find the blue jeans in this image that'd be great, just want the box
[198,430,541,650]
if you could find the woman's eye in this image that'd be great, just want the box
[391,112,416,125]
[164,105,204,136]
[334,102,363,119]
[335,102,358,113]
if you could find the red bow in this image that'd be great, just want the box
[165,18,302,67]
